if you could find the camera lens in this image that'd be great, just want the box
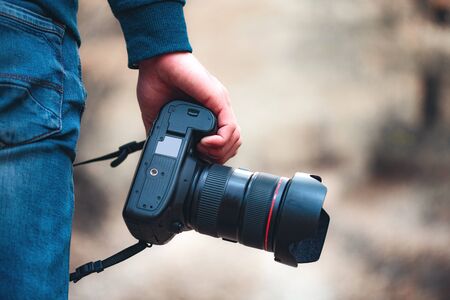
[188,164,329,267]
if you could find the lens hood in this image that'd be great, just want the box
[273,173,329,266]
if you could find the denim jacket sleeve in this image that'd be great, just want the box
[107,0,192,69]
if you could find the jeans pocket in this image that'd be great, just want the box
[0,1,65,148]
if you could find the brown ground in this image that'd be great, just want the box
[70,1,450,299]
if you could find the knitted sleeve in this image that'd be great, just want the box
[108,0,192,69]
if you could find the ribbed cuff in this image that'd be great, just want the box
[113,1,192,69]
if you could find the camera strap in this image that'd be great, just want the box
[71,139,149,283]
[73,140,145,168]
[70,240,152,283]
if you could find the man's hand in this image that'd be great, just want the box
[137,52,241,164]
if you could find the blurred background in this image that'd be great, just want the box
[70,0,450,299]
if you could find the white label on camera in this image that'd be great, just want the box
[155,135,182,158]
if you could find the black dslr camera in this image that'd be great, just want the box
[123,100,329,267]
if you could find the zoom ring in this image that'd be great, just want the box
[239,173,279,249]
[195,164,232,237]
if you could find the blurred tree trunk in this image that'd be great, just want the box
[421,63,442,129]
[416,0,450,129]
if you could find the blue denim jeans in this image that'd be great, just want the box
[0,1,86,299]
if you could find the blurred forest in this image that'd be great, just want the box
[70,0,450,299]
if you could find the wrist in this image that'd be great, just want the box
[139,51,188,69]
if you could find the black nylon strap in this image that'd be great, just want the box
[73,140,145,168]
[71,140,148,282]
[70,240,152,283]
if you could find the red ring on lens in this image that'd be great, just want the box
[264,178,284,251]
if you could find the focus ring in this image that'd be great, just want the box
[239,173,279,249]
[195,164,232,237]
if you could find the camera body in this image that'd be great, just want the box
[123,101,214,244]
[123,100,329,267]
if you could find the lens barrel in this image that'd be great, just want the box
[188,164,329,267]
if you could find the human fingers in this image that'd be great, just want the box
[161,54,241,162]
